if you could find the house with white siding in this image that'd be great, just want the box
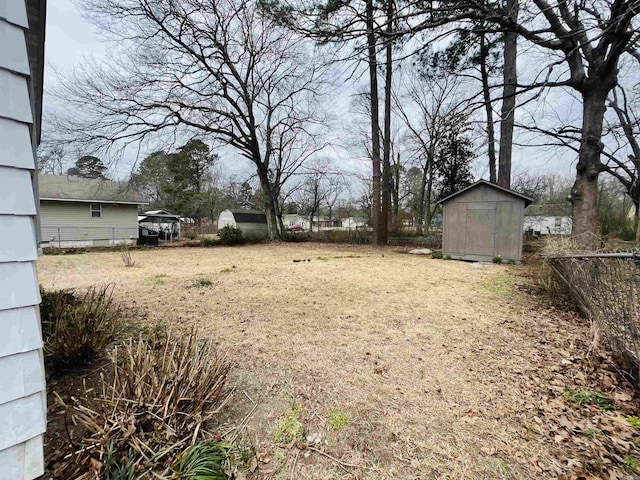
[39,174,147,247]
[523,203,573,236]
[0,0,47,478]
[283,213,311,231]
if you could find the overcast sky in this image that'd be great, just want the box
[42,0,580,187]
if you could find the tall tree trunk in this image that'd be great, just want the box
[634,199,640,245]
[392,152,400,218]
[257,167,281,240]
[366,0,383,245]
[416,165,428,235]
[571,87,608,246]
[498,0,518,188]
[479,30,497,183]
[381,0,394,238]
[425,157,435,233]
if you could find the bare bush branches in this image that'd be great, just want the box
[60,330,232,477]
[40,285,122,369]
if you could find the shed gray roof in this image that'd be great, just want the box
[39,174,147,204]
[439,179,534,206]
[231,210,267,224]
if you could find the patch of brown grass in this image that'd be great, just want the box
[39,244,640,479]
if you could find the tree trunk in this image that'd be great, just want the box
[498,0,518,188]
[635,199,640,245]
[381,0,394,238]
[570,87,608,246]
[392,152,400,218]
[415,165,428,235]
[257,166,281,240]
[366,0,383,245]
[276,211,286,238]
[424,158,435,233]
[479,30,497,183]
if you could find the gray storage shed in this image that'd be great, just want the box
[218,209,269,239]
[440,180,533,263]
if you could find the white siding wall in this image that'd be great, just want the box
[523,215,573,236]
[0,2,46,478]
[218,210,236,228]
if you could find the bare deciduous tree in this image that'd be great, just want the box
[52,0,328,239]
[395,69,470,234]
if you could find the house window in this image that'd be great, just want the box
[90,203,102,218]
[554,217,562,227]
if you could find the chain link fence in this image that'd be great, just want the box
[546,251,640,378]
[41,226,139,247]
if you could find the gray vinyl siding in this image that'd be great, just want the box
[0,1,46,478]
[40,200,139,244]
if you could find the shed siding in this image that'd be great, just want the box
[218,210,235,228]
[0,3,46,478]
[442,182,526,262]
[495,201,523,260]
[41,200,140,244]
[237,222,269,238]
[442,203,467,254]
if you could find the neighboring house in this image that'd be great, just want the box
[218,209,269,239]
[440,180,533,263]
[282,214,340,231]
[39,174,147,248]
[283,213,311,231]
[314,216,340,230]
[523,203,573,236]
[138,209,181,240]
[341,217,366,229]
[0,1,47,478]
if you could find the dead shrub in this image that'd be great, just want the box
[121,248,136,267]
[40,285,121,369]
[60,330,232,478]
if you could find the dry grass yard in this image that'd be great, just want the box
[38,244,640,480]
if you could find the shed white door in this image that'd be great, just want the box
[465,209,496,256]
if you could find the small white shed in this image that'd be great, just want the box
[218,210,268,239]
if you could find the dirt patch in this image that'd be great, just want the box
[38,244,640,479]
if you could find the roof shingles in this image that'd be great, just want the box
[38,174,147,204]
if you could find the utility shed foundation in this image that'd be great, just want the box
[440,180,533,263]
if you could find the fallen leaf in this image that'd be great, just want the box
[480,446,495,455]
